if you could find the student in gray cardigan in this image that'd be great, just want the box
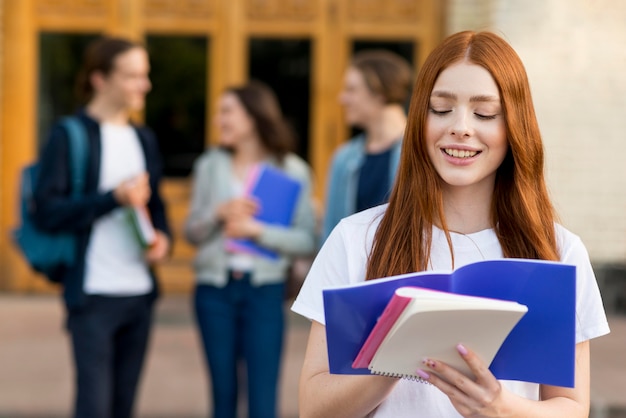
[184,81,315,418]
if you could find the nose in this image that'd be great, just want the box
[449,111,472,138]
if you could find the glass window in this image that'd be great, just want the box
[38,32,98,150]
[145,35,208,178]
[248,38,311,162]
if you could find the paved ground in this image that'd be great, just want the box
[1,293,625,418]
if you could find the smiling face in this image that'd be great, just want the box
[214,92,256,148]
[92,47,151,112]
[425,60,507,194]
[338,67,384,127]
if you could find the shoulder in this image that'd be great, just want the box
[554,223,587,261]
[195,147,230,168]
[332,204,387,246]
[333,134,366,159]
[41,116,86,156]
[133,124,156,141]
[341,204,387,226]
[282,153,312,180]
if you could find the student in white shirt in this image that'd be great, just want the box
[35,36,171,418]
[292,31,610,418]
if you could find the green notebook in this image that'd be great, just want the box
[127,206,156,248]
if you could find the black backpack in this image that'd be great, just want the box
[12,116,88,283]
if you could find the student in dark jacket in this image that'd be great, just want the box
[34,36,171,418]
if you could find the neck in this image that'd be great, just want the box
[86,99,130,125]
[364,104,406,153]
[441,183,495,234]
[231,136,268,178]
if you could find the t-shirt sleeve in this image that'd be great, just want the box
[559,229,611,343]
[291,222,352,325]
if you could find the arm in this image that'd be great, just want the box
[140,127,171,262]
[299,320,399,418]
[223,158,317,256]
[254,163,316,256]
[142,127,170,239]
[418,341,590,418]
[184,153,223,245]
[321,151,343,243]
[33,123,119,232]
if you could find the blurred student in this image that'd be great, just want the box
[322,49,413,242]
[184,81,316,418]
[34,36,171,418]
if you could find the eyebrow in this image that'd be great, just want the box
[431,91,500,103]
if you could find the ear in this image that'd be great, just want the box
[372,91,387,107]
[89,71,106,93]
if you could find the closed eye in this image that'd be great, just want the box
[475,113,498,120]
[429,107,451,116]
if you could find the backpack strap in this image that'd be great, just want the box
[59,116,88,197]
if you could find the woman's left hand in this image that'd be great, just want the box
[418,344,508,418]
[223,216,263,239]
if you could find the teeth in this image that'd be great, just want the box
[444,148,478,158]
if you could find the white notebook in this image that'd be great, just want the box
[354,287,528,380]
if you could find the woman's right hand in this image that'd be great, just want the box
[218,197,261,239]
[217,197,259,222]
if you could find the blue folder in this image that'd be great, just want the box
[323,259,576,387]
[227,164,302,260]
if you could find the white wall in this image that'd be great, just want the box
[448,0,626,262]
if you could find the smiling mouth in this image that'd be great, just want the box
[443,148,480,158]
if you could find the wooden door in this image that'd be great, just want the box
[0,0,443,293]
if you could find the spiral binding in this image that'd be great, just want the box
[370,369,431,384]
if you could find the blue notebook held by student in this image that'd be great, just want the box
[322,258,577,387]
[226,164,302,260]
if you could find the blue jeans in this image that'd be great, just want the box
[66,294,153,418]
[194,272,285,418]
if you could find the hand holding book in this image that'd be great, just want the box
[323,259,577,387]
[352,287,528,380]
[127,206,156,248]
[226,164,302,259]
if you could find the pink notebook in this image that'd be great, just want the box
[351,292,412,369]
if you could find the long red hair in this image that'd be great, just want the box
[366,31,559,280]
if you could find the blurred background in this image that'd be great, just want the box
[1,0,625,417]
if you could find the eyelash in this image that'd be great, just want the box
[429,108,451,116]
[429,107,497,120]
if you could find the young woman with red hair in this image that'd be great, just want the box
[292,31,609,418]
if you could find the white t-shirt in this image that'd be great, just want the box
[84,123,152,295]
[291,204,610,418]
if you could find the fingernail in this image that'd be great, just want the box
[457,343,468,356]
[416,369,430,380]
[422,358,435,368]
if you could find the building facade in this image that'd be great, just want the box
[1,0,624,295]
[0,0,444,292]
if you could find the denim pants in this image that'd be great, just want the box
[66,294,153,418]
[194,272,285,418]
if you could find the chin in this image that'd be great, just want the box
[346,117,365,128]
[129,97,146,109]
[218,137,236,148]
